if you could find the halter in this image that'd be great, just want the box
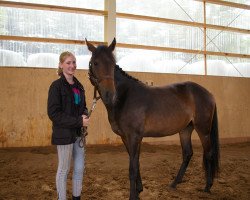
[89,71,114,86]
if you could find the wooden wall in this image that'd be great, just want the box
[0,67,249,147]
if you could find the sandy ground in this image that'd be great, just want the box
[0,142,249,200]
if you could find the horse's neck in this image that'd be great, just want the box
[104,103,122,134]
[103,68,141,135]
[101,69,129,129]
[105,67,140,111]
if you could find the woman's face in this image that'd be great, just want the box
[60,55,77,76]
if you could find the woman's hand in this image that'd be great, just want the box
[82,115,90,127]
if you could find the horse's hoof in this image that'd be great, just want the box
[137,188,143,194]
[129,196,140,200]
[136,184,143,193]
[204,187,211,193]
[169,183,177,190]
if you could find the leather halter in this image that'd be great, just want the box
[88,61,115,87]
[89,71,114,87]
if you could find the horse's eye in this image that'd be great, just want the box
[94,62,98,66]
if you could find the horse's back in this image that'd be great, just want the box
[141,81,215,136]
[166,81,215,105]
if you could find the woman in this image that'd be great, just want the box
[47,51,89,200]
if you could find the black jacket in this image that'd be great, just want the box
[47,75,88,145]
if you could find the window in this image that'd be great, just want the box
[0,0,249,77]
[0,0,104,68]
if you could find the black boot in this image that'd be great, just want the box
[72,196,80,200]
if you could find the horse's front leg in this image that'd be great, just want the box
[128,136,142,200]
[121,136,143,195]
[136,166,143,194]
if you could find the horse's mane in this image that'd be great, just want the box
[115,65,141,83]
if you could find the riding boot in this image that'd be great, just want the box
[72,196,81,200]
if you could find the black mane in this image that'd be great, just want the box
[115,65,141,83]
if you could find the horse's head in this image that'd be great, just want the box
[86,38,116,105]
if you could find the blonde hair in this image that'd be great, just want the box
[57,51,75,76]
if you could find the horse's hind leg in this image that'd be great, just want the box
[196,128,215,193]
[170,124,194,188]
[196,129,212,192]
[193,107,216,192]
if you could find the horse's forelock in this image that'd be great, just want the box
[94,45,116,64]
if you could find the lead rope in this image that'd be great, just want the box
[79,87,101,148]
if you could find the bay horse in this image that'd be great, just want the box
[86,38,220,200]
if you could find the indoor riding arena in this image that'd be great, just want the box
[0,1,249,200]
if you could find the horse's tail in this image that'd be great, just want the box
[204,105,220,179]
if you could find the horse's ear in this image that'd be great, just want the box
[108,38,116,52]
[85,38,96,52]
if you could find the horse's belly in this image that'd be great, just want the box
[144,128,181,137]
[143,114,192,137]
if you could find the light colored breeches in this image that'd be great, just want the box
[56,138,85,200]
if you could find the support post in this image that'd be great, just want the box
[104,0,116,45]
[203,1,207,75]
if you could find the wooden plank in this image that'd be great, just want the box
[0,1,107,16]
[195,0,250,10]
[1,35,249,59]
[206,24,250,35]
[0,35,106,46]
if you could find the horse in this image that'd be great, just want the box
[86,38,220,200]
